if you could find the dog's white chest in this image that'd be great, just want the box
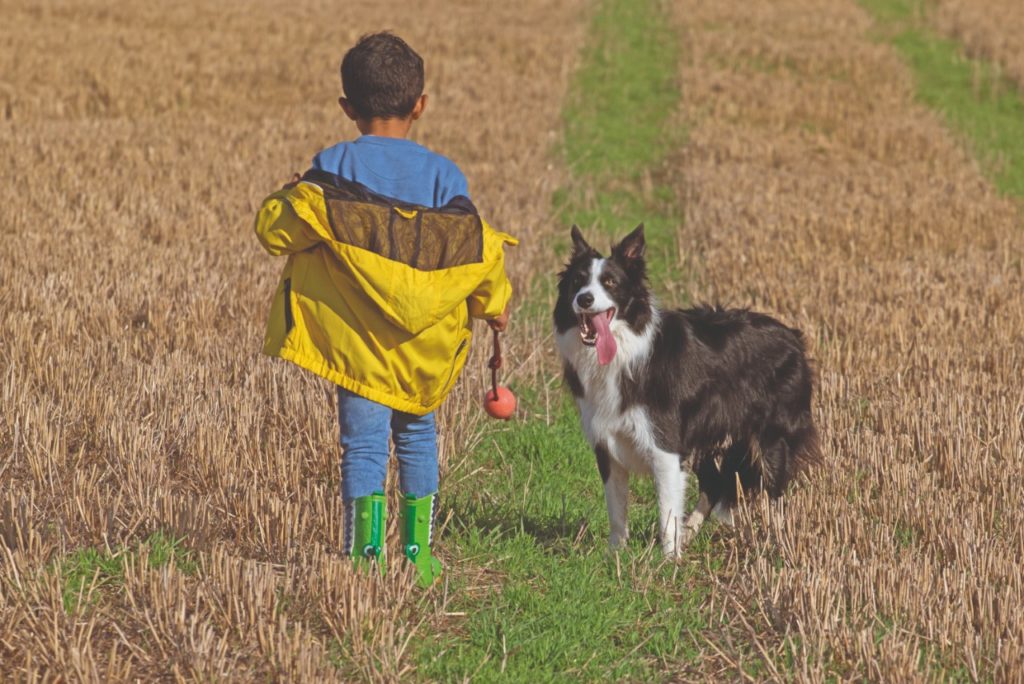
[557,330,664,475]
[582,398,657,475]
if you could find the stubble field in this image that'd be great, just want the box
[674,0,1023,678]
[0,0,583,678]
[2,0,1022,681]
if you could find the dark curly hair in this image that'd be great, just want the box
[341,32,424,120]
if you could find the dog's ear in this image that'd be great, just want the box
[613,224,646,261]
[570,224,592,256]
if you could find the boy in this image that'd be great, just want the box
[254,32,514,587]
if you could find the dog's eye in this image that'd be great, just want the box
[572,274,586,288]
[601,275,617,288]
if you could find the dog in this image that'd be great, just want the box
[554,225,819,558]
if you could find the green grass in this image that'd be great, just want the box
[559,0,685,290]
[415,0,706,679]
[421,0,1024,678]
[564,0,678,179]
[421,396,710,681]
[60,546,127,613]
[58,530,196,612]
[861,0,1024,198]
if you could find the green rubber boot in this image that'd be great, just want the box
[347,491,386,575]
[399,493,443,588]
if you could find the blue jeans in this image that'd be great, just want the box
[337,387,439,501]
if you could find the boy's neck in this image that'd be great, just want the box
[356,116,414,139]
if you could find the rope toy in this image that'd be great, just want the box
[483,329,516,420]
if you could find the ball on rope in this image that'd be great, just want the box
[483,385,517,420]
[483,329,516,420]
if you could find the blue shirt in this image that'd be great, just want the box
[312,136,469,208]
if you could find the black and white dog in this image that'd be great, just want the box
[554,225,819,557]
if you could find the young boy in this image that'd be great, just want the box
[254,32,515,587]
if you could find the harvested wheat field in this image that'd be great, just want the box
[674,0,1024,679]
[0,0,584,678]
[2,0,1023,680]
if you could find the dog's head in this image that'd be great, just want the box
[553,224,651,365]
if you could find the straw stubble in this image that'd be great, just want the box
[0,0,585,678]
[674,0,1023,678]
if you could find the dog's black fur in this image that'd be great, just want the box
[555,226,819,514]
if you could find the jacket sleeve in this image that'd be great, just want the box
[254,186,332,256]
[466,224,517,320]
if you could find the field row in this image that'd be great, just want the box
[673,0,1024,678]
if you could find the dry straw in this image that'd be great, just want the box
[934,0,1024,90]
[674,0,1023,678]
[0,0,584,678]
[5,0,1021,679]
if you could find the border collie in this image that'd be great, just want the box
[554,225,819,557]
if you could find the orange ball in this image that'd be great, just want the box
[483,386,517,420]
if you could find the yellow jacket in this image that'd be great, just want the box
[255,170,517,415]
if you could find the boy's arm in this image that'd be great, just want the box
[466,234,514,326]
[487,305,510,332]
[254,183,331,256]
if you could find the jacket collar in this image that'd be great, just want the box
[300,168,478,216]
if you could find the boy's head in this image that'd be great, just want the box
[340,32,425,126]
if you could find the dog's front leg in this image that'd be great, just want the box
[596,443,629,549]
[652,455,688,558]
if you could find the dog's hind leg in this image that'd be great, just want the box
[652,454,688,558]
[682,491,712,545]
[596,444,629,549]
[710,501,734,526]
[691,447,738,536]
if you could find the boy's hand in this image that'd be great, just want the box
[487,305,510,332]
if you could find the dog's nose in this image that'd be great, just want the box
[576,292,594,309]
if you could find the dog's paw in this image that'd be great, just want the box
[662,546,685,561]
[608,534,629,552]
[711,503,735,527]
[680,525,700,547]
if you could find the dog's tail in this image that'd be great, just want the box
[758,416,821,499]
[794,423,822,471]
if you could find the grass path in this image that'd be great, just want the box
[861,0,1024,197]
[416,0,718,680]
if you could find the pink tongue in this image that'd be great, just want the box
[591,311,617,365]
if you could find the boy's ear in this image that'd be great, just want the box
[570,224,592,256]
[410,94,428,121]
[613,223,646,261]
[339,97,359,121]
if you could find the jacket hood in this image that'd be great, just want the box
[273,171,517,335]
